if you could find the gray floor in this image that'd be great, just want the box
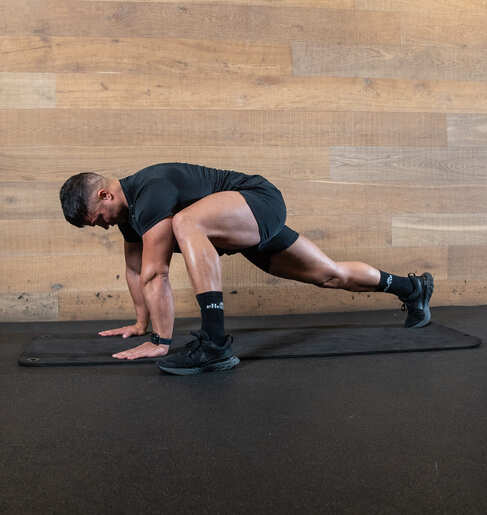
[1,305,487,515]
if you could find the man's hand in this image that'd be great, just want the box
[98,323,147,339]
[112,341,170,360]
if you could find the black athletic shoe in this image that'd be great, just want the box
[399,272,434,328]
[157,330,240,375]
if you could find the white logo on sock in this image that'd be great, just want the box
[206,302,224,310]
[384,275,393,292]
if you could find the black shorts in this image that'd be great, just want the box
[215,179,300,272]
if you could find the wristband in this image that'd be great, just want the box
[150,332,172,346]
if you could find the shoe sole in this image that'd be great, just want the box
[408,272,434,328]
[158,355,240,376]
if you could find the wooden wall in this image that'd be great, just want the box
[1,0,487,322]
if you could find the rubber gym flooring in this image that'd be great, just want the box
[2,305,487,515]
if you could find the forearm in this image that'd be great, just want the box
[126,267,150,329]
[142,275,175,339]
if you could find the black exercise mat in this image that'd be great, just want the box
[18,322,481,366]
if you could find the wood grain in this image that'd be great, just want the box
[0,243,446,292]
[5,178,484,223]
[1,0,485,320]
[0,292,58,322]
[330,147,487,185]
[0,73,55,108]
[0,1,400,44]
[55,73,487,113]
[292,42,487,81]
[0,145,330,183]
[449,246,487,280]
[0,214,391,258]
[392,214,487,247]
[0,36,291,76]
[4,277,481,322]
[356,0,487,15]
[0,110,447,147]
[82,0,354,7]
[401,11,487,48]
[447,115,487,146]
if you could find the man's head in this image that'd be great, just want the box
[59,172,128,229]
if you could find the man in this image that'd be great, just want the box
[59,162,434,375]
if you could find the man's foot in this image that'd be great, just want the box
[399,272,434,328]
[157,330,240,375]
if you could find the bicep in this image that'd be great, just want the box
[141,217,175,283]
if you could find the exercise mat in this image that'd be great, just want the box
[18,322,481,366]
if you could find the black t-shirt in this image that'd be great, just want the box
[118,162,267,245]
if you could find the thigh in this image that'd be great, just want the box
[239,185,287,247]
[241,225,299,272]
[267,234,339,283]
[173,191,261,251]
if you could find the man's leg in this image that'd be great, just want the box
[265,235,382,291]
[156,191,262,375]
[171,191,261,344]
[244,232,433,328]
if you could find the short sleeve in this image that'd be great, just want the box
[118,222,142,243]
[134,180,179,236]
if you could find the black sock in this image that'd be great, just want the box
[375,270,415,298]
[196,291,225,346]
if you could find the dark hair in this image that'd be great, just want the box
[59,172,107,227]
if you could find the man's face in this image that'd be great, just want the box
[85,206,113,230]
[84,190,127,229]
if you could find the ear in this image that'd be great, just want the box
[98,189,112,201]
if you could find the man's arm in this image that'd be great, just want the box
[140,217,176,339]
[124,240,150,330]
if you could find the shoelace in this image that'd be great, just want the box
[184,330,210,357]
[184,330,234,357]
[400,273,421,312]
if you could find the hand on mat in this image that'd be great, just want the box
[112,341,170,360]
[98,323,147,339]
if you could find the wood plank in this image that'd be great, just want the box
[0,145,330,183]
[285,215,392,249]
[0,220,126,257]
[0,255,128,294]
[55,285,407,321]
[55,73,487,113]
[392,214,487,247]
[9,277,485,322]
[0,215,391,257]
[0,292,58,322]
[2,179,484,222]
[278,180,487,216]
[0,246,446,293]
[401,11,487,48]
[0,253,191,293]
[292,42,487,81]
[0,36,291,76]
[82,0,354,8]
[435,280,487,306]
[447,114,487,146]
[219,279,487,313]
[356,0,487,15]
[0,1,400,45]
[0,110,447,147]
[0,72,55,108]
[449,246,487,280]
[330,147,487,185]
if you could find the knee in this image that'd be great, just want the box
[172,211,202,239]
[318,263,349,289]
